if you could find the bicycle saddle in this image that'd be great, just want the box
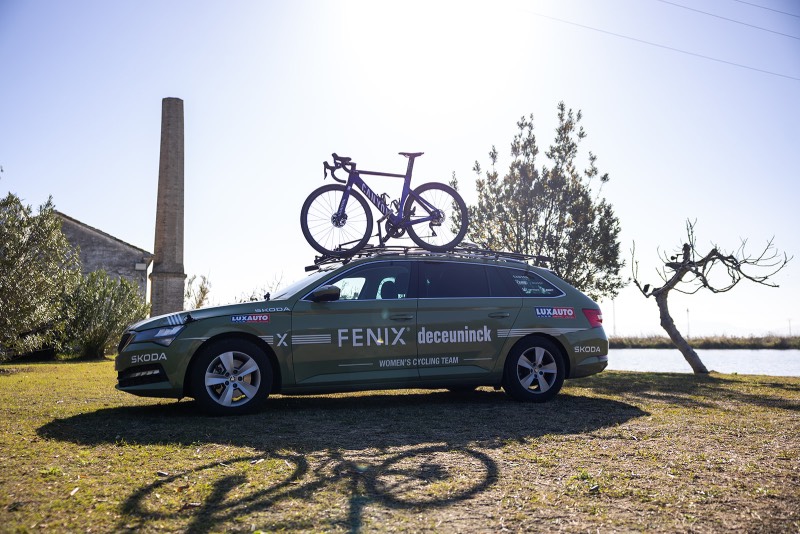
[399,152,424,158]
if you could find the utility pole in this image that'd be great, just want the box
[686,308,690,339]
[612,299,617,337]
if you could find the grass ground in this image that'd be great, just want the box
[1,360,798,533]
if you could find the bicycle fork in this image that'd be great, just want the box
[332,179,357,228]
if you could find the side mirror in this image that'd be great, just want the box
[309,285,340,302]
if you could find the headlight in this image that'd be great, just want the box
[129,325,185,347]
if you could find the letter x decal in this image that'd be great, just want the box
[276,333,288,347]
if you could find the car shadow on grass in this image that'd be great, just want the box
[39,389,646,450]
[38,390,646,533]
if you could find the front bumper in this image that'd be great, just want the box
[114,338,199,399]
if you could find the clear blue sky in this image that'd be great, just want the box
[2,0,798,336]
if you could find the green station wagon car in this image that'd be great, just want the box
[116,249,608,414]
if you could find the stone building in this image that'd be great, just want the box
[56,211,153,298]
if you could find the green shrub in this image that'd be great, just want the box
[64,270,149,359]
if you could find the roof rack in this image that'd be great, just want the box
[304,243,552,271]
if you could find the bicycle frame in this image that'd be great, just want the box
[333,157,440,229]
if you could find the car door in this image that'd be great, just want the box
[415,261,521,380]
[290,260,419,386]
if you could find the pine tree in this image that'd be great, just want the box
[454,102,624,300]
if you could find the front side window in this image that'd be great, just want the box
[323,262,411,301]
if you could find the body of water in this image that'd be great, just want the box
[605,349,800,376]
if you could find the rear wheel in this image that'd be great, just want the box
[190,339,272,415]
[502,337,565,402]
[404,182,468,251]
[300,183,373,257]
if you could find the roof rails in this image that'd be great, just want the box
[305,243,552,271]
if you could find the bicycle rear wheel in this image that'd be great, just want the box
[300,183,373,257]
[403,182,469,252]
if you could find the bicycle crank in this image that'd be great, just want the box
[385,219,406,238]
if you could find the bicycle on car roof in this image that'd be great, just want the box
[300,152,469,257]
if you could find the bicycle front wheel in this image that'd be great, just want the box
[300,183,373,257]
[404,182,469,252]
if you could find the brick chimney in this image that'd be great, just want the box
[150,97,186,316]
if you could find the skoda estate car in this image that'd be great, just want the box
[116,249,608,414]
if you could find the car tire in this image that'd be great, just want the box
[502,337,565,402]
[190,339,272,415]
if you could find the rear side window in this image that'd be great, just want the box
[419,262,490,298]
[490,267,564,298]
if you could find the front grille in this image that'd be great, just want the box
[117,363,168,388]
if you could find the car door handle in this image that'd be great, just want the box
[390,314,415,321]
[488,312,510,318]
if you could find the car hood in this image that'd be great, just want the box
[127,301,292,331]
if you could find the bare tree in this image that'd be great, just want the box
[632,220,791,373]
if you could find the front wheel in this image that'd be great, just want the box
[502,337,565,403]
[403,182,468,252]
[300,183,373,257]
[190,339,273,415]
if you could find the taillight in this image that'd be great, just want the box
[583,308,603,328]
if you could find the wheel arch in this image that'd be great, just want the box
[183,332,282,398]
[502,333,571,379]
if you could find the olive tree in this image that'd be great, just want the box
[632,220,791,373]
[454,102,624,300]
[0,193,81,358]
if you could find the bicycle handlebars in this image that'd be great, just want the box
[323,153,355,183]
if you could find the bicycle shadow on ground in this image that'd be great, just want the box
[38,390,646,533]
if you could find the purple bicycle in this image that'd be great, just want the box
[300,152,469,257]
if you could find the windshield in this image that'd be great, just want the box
[271,268,335,300]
